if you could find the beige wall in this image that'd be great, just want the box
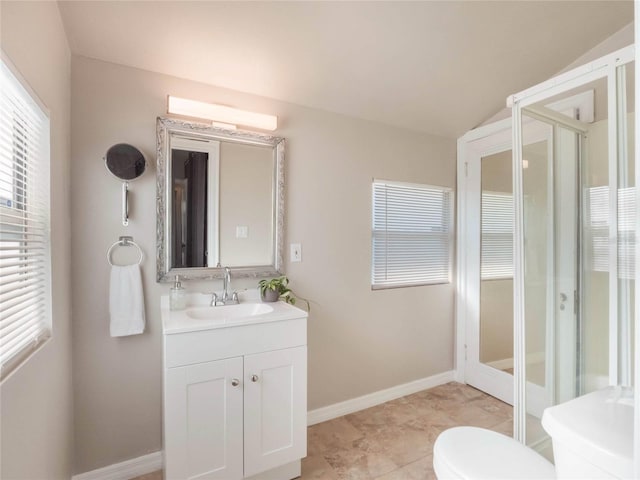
[71,56,455,473]
[0,2,73,479]
[219,142,274,266]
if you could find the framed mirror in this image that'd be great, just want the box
[156,117,284,282]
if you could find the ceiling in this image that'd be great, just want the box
[57,1,633,138]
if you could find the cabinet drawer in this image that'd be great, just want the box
[164,318,306,368]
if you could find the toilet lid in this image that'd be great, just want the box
[433,427,555,479]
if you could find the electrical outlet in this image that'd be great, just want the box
[290,243,302,262]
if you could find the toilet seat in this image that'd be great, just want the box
[433,426,555,479]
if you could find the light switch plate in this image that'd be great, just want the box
[236,226,248,238]
[290,243,302,262]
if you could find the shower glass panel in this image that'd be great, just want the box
[520,121,557,456]
[480,150,514,373]
[511,46,635,468]
[520,77,609,455]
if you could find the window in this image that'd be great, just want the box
[481,192,514,279]
[371,180,453,288]
[586,185,636,279]
[0,59,51,380]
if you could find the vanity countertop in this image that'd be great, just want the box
[160,292,308,335]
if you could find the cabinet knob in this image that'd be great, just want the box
[251,374,259,382]
[231,378,240,387]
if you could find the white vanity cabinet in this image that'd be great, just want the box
[162,298,308,480]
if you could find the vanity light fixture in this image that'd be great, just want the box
[167,96,277,131]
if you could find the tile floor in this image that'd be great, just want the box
[132,382,513,480]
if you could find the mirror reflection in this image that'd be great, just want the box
[170,138,275,269]
[479,149,514,372]
[157,117,284,282]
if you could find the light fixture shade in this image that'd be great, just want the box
[167,96,277,131]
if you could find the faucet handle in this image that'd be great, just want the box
[210,292,219,307]
[231,291,239,303]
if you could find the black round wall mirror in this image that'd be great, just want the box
[104,143,146,181]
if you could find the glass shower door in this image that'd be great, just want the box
[519,109,584,456]
[515,59,635,455]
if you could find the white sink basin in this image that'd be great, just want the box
[186,303,274,321]
[161,293,307,334]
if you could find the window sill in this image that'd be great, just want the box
[0,334,52,384]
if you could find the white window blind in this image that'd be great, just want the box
[0,59,51,380]
[372,180,452,288]
[585,185,635,279]
[481,192,513,280]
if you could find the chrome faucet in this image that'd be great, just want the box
[222,267,231,302]
[211,267,238,306]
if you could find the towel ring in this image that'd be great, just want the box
[107,236,144,266]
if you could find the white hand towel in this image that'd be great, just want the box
[109,264,146,337]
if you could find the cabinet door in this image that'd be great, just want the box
[243,346,307,477]
[165,357,243,480]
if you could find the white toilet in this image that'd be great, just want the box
[433,386,634,479]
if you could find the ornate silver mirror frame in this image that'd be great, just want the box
[156,116,285,282]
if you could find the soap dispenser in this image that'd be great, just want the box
[170,275,186,311]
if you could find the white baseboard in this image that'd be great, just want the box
[306,370,455,426]
[72,371,456,479]
[71,451,163,480]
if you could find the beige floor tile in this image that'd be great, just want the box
[308,416,364,456]
[344,400,418,437]
[444,403,507,429]
[322,434,398,480]
[374,456,436,480]
[324,449,398,480]
[416,382,485,406]
[470,395,513,420]
[301,455,340,479]
[491,418,515,437]
[371,422,437,466]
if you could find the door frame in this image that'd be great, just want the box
[456,117,513,403]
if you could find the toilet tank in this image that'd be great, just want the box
[541,386,633,479]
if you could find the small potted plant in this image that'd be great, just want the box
[258,276,310,310]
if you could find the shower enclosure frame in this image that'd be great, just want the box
[508,45,635,448]
[456,91,593,410]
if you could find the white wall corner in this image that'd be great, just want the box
[71,451,163,480]
[306,370,456,426]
